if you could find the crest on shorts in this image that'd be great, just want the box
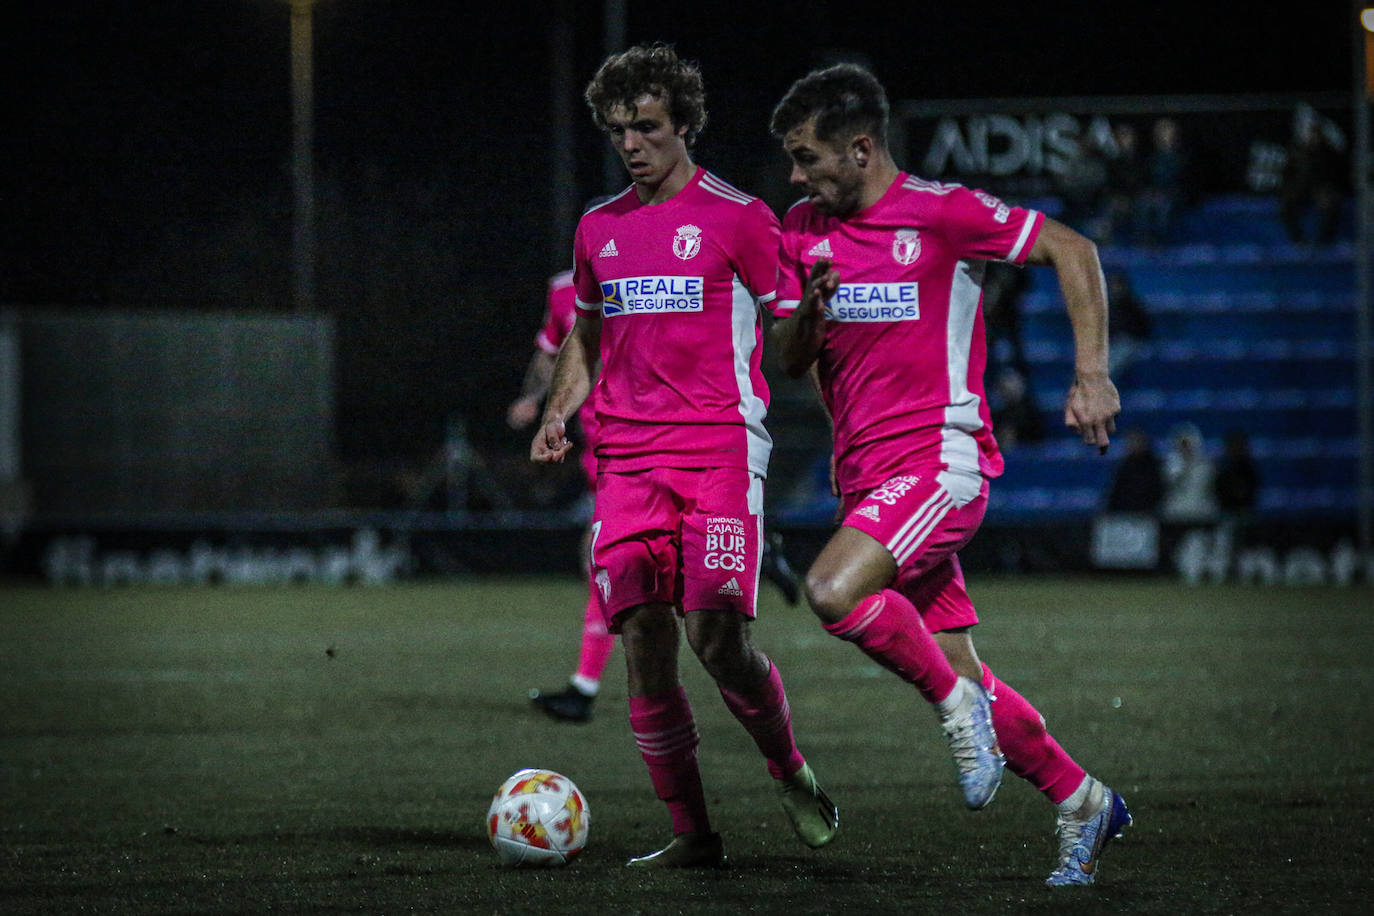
[673,224,703,261]
[892,229,921,266]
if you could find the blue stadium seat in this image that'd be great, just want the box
[986,195,1359,524]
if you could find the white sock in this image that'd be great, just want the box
[570,674,600,696]
[1056,775,1100,818]
[935,675,968,717]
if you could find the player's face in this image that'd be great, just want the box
[783,118,864,217]
[603,95,689,191]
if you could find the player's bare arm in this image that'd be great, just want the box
[531,313,601,463]
[507,350,557,429]
[1024,217,1120,452]
[773,258,840,378]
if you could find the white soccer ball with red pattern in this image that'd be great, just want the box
[486,768,590,867]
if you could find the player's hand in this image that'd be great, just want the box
[531,417,572,463]
[1065,372,1120,454]
[507,396,540,430]
[803,258,841,317]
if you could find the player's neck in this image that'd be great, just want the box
[636,160,697,205]
[857,159,901,213]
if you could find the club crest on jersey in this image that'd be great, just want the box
[673,224,703,261]
[892,229,921,266]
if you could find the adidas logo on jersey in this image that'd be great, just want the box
[599,239,619,257]
[717,577,744,597]
[855,504,882,522]
[808,238,834,258]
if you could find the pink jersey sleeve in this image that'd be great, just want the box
[773,202,809,318]
[731,199,782,307]
[535,270,576,354]
[936,186,1044,264]
[571,218,604,316]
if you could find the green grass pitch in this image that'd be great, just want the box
[2,576,1371,913]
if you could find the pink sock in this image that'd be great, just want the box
[717,660,807,780]
[982,664,1086,805]
[823,589,959,704]
[629,687,711,835]
[574,581,615,685]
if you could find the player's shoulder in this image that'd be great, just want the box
[549,268,575,290]
[693,171,779,237]
[577,188,635,227]
[887,174,970,215]
[781,196,823,233]
[897,173,965,197]
[696,169,761,208]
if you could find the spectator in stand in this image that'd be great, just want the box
[1213,428,1260,535]
[1105,270,1152,382]
[1106,427,1163,514]
[982,259,1032,384]
[1136,118,1189,247]
[1055,129,1110,239]
[989,366,1046,452]
[1100,122,1145,246]
[1160,422,1217,524]
[1279,106,1346,246]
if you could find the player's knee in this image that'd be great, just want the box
[619,604,678,657]
[686,613,752,683]
[803,568,860,624]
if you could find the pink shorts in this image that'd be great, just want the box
[841,469,989,633]
[590,466,763,632]
[577,408,598,491]
[580,447,597,491]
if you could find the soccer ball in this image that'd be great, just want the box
[486,768,590,867]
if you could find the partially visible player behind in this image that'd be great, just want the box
[769,63,1131,886]
[532,43,836,866]
[508,260,613,723]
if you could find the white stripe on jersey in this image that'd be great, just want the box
[887,488,954,564]
[1006,210,1041,262]
[748,475,765,604]
[587,191,629,213]
[939,259,984,476]
[902,176,961,195]
[731,273,773,478]
[699,172,755,205]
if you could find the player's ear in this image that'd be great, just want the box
[851,135,872,168]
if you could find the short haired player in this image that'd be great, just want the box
[769,62,1130,886]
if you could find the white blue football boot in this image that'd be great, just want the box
[1046,781,1133,886]
[939,676,1005,809]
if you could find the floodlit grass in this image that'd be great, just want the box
[1,576,1370,913]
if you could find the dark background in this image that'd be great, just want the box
[0,0,1353,500]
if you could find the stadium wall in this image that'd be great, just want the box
[4,512,1369,586]
[14,310,336,519]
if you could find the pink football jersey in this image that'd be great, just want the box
[534,269,576,357]
[572,169,781,476]
[536,268,599,452]
[776,174,1044,494]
